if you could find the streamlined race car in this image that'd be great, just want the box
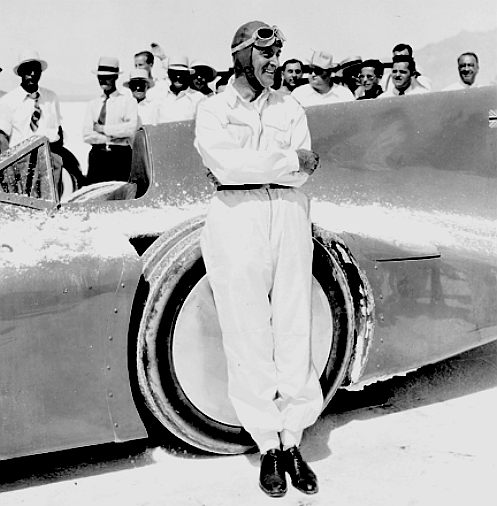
[1,86,496,459]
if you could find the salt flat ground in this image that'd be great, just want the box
[0,340,496,506]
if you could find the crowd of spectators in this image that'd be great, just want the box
[0,41,486,190]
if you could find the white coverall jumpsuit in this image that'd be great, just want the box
[194,83,323,453]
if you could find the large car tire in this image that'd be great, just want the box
[136,222,356,454]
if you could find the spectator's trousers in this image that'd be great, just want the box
[86,145,132,185]
[201,186,323,453]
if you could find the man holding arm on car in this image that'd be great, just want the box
[195,20,322,499]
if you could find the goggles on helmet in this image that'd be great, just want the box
[231,26,285,54]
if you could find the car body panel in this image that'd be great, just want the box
[0,86,496,459]
[0,198,145,459]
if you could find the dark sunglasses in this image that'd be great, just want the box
[129,82,147,91]
[308,66,326,76]
[168,71,189,81]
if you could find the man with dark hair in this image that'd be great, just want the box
[195,20,322,498]
[384,42,431,92]
[134,49,168,101]
[356,59,384,100]
[292,50,354,106]
[444,52,481,90]
[278,58,303,95]
[392,43,413,57]
[380,55,429,97]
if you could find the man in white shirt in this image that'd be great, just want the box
[124,69,159,126]
[157,56,204,123]
[380,55,429,98]
[0,50,61,152]
[0,49,82,194]
[134,50,169,102]
[83,56,138,184]
[277,58,304,95]
[383,43,432,93]
[443,52,481,91]
[195,20,322,498]
[292,50,354,107]
[190,60,217,97]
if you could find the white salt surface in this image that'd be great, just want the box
[0,202,207,271]
[311,200,497,261]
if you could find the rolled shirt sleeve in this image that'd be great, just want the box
[103,96,138,139]
[83,92,138,145]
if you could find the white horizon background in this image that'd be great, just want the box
[1,0,496,97]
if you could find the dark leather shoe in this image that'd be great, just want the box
[283,446,318,494]
[259,448,287,498]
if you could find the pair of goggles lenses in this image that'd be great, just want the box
[231,25,285,54]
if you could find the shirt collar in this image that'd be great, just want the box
[19,86,40,100]
[100,89,121,99]
[225,82,271,109]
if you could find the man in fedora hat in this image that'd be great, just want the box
[195,20,321,498]
[83,56,138,184]
[292,50,354,107]
[337,56,363,95]
[190,60,217,97]
[124,69,159,125]
[156,55,205,123]
[0,49,86,194]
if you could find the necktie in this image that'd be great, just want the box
[98,95,109,125]
[398,89,405,96]
[29,92,41,131]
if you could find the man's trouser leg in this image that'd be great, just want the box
[201,188,322,452]
[270,188,323,448]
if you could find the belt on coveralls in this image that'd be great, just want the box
[216,184,291,191]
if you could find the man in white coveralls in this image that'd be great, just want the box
[194,20,322,499]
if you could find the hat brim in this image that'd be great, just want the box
[168,65,194,74]
[14,58,48,75]
[92,70,122,76]
[338,60,363,72]
[123,78,151,88]
[192,65,217,82]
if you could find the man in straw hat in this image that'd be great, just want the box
[337,56,363,95]
[82,56,138,185]
[190,60,217,97]
[195,20,321,498]
[0,49,86,194]
[292,50,354,107]
[0,50,61,152]
[156,55,204,123]
[124,68,159,125]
